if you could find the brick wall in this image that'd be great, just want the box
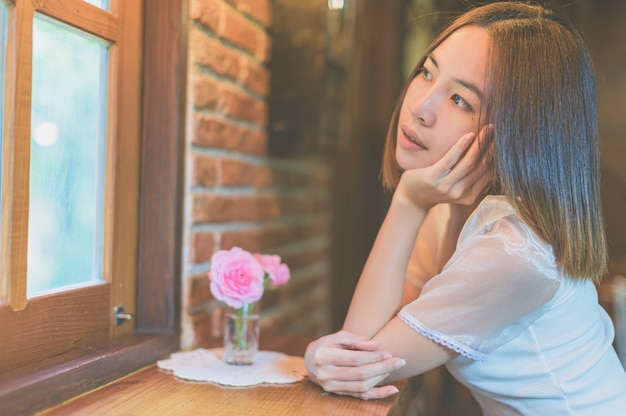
[181,0,333,349]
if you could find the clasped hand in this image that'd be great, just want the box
[304,330,406,400]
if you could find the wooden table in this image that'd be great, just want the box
[43,365,402,415]
[42,333,411,416]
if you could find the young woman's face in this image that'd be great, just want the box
[396,26,490,171]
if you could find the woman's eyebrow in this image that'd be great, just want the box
[426,54,485,103]
[454,78,485,102]
[425,54,439,69]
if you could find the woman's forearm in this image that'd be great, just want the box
[343,194,427,338]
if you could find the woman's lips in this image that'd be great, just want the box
[399,125,427,151]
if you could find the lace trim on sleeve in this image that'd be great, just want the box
[398,310,487,362]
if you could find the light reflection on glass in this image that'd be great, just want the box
[328,0,345,10]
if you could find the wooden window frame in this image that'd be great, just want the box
[0,0,187,413]
[1,0,139,375]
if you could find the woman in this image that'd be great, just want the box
[305,2,626,414]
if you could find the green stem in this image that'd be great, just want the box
[239,302,249,349]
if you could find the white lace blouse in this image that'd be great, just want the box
[398,195,626,415]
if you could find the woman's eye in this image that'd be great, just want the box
[452,94,474,112]
[421,68,432,80]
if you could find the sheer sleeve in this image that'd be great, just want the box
[399,197,561,361]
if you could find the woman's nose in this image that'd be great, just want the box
[410,95,436,127]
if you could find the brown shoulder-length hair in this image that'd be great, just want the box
[381,1,607,283]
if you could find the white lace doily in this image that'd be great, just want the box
[157,348,307,387]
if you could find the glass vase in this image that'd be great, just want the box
[223,302,260,365]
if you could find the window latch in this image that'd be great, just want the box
[113,305,133,326]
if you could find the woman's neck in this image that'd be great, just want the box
[433,198,485,273]
[448,196,484,229]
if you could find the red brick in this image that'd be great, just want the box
[192,194,330,224]
[225,0,272,27]
[220,229,263,252]
[235,196,280,221]
[252,165,273,188]
[190,0,224,35]
[192,194,240,223]
[189,232,215,263]
[221,87,267,125]
[240,57,270,97]
[192,194,291,223]
[191,29,240,81]
[192,76,268,122]
[191,0,270,63]
[221,6,261,56]
[193,114,238,148]
[192,153,219,187]
[254,30,271,63]
[193,75,221,110]
[190,32,269,96]
[221,159,257,186]
[192,114,268,155]
[238,127,269,155]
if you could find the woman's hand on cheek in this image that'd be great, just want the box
[396,125,492,210]
[304,330,406,400]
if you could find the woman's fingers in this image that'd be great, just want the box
[437,131,477,179]
[440,124,492,180]
[324,382,400,400]
[315,351,405,380]
[329,330,381,352]
[316,346,393,367]
[427,124,493,204]
[314,358,404,399]
[304,330,407,399]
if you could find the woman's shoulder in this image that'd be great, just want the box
[460,196,536,240]
[454,195,557,268]
[461,196,515,231]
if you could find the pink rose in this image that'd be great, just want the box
[209,247,265,308]
[254,254,290,286]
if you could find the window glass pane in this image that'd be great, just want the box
[0,1,6,185]
[0,1,6,303]
[28,15,108,296]
[83,0,109,11]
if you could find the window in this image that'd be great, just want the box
[0,0,137,370]
[0,0,184,413]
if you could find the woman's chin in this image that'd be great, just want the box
[395,153,429,171]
